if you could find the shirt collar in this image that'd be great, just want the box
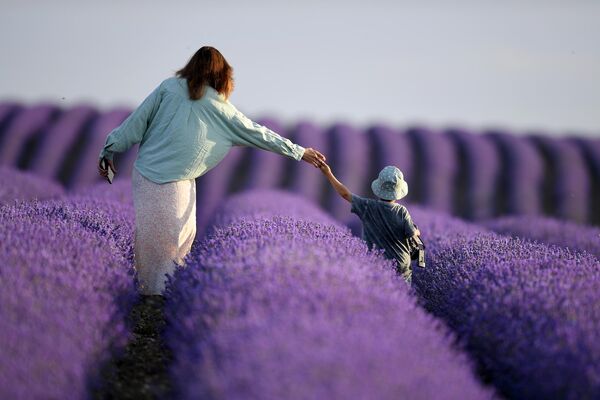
[204,85,226,101]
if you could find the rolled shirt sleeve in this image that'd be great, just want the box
[223,101,305,161]
[98,83,163,162]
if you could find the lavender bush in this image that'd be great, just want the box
[530,135,590,223]
[71,177,134,206]
[287,121,329,204]
[410,206,600,399]
[486,130,545,216]
[407,126,458,213]
[194,146,248,236]
[32,196,136,262]
[457,257,599,399]
[0,104,59,168]
[325,123,371,221]
[205,188,338,232]
[572,136,600,225]
[482,215,600,260]
[0,102,22,134]
[447,128,500,220]
[0,166,65,205]
[0,198,137,399]
[164,190,493,400]
[28,105,97,183]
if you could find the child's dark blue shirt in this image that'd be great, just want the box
[350,194,417,279]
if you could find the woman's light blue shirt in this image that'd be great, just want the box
[98,77,305,183]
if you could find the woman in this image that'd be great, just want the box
[98,46,326,295]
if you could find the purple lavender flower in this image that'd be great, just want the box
[457,257,599,399]
[486,129,545,216]
[0,198,137,399]
[286,121,329,204]
[482,214,600,260]
[28,105,98,184]
[206,189,339,232]
[410,205,600,399]
[571,136,600,225]
[164,190,493,400]
[446,127,501,220]
[195,146,249,236]
[325,123,371,221]
[0,166,65,205]
[0,104,59,168]
[0,102,22,136]
[71,177,134,206]
[529,134,590,223]
[406,126,458,213]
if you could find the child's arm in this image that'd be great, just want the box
[320,163,352,202]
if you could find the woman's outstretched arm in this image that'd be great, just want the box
[98,82,163,179]
[223,101,325,167]
[98,82,163,162]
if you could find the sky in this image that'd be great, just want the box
[1,0,599,136]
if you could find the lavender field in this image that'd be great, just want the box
[1,100,599,399]
[1,102,600,226]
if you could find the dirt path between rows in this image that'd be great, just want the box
[92,295,173,400]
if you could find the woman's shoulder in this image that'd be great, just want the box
[160,76,185,91]
[155,77,196,103]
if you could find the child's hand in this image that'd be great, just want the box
[319,162,332,175]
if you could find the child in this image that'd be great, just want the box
[319,163,420,283]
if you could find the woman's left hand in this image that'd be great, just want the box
[301,148,326,168]
[98,157,117,178]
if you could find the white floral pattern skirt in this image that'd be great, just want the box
[131,167,196,295]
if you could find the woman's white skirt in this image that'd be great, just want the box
[131,167,196,295]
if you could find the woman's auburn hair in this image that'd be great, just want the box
[175,46,234,100]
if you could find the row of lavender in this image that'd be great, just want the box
[1,102,599,225]
[409,206,600,399]
[163,189,494,399]
[0,167,139,399]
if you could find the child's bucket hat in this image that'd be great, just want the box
[371,166,408,201]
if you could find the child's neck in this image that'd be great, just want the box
[378,198,396,204]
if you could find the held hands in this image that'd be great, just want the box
[301,148,326,168]
[98,157,117,180]
[319,162,331,175]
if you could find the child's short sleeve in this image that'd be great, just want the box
[350,194,369,217]
[402,207,417,237]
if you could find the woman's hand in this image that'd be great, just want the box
[301,148,326,168]
[98,157,117,179]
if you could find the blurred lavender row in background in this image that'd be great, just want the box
[0,101,598,228]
